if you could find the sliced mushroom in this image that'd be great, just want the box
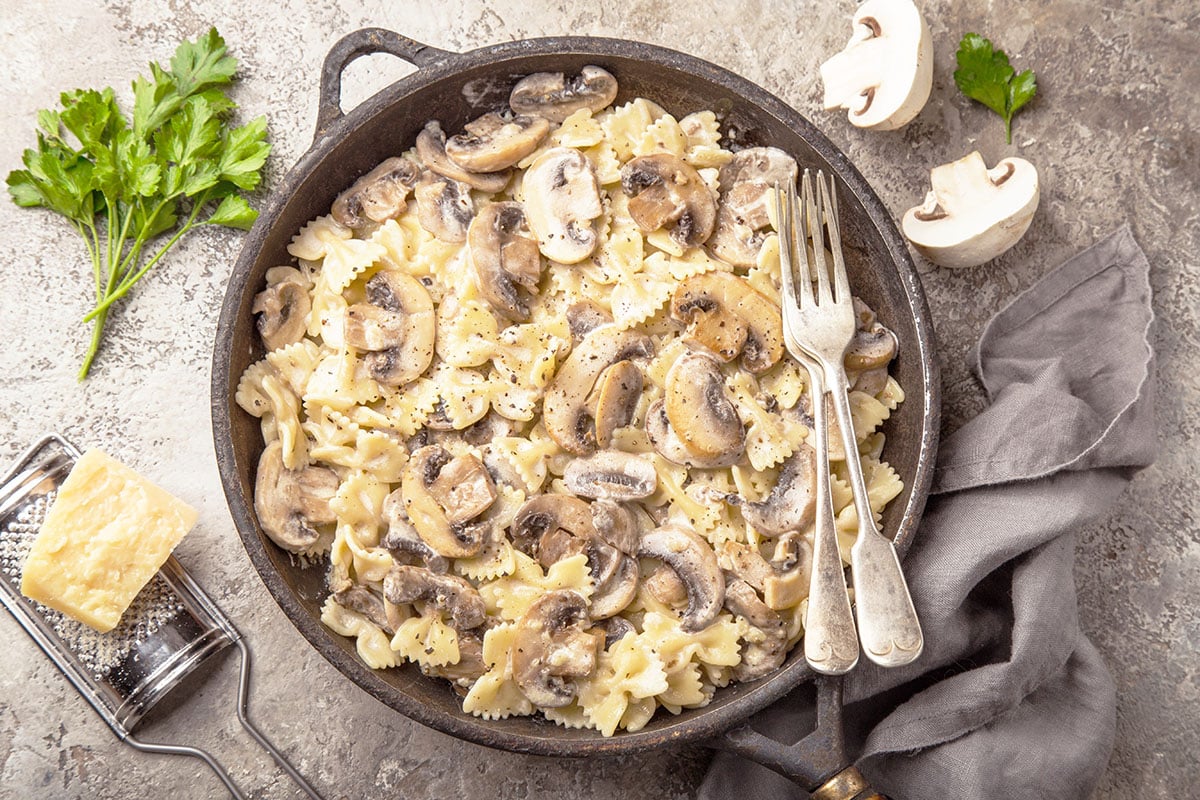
[708,147,798,267]
[725,578,788,681]
[510,494,597,559]
[596,616,635,650]
[763,533,813,610]
[522,147,604,264]
[542,325,653,454]
[664,350,745,458]
[670,271,784,373]
[333,585,391,631]
[716,540,774,592]
[589,498,641,555]
[468,201,543,322]
[512,590,602,707]
[563,450,658,502]
[509,66,619,123]
[415,172,475,243]
[254,441,338,553]
[415,121,511,193]
[381,489,449,573]
[645,398,741,468]
[845,297,898,371]
[401,445,489,558]
[639,524,725,632]
[738,444,818,536]
[252,267,311,352]
[644,562,689,607]
[588,554,639,619]
[621,154,717,248]
[585,360,643,448]
[445,112,551,174]
[332,156,421,229]
[345,271,436,387]
[422,628,488,686]
[383,565,487,630]
[565,300,613,341]
[426,451,497,525]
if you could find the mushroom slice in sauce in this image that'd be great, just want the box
[401,445,493,559]
[738,444,818,536]
[415,120,511,193]
[638,524,725,632]
[725,578,788,681]
[252,266,310,352]
[621,153,717,248]
[254,441,338,553]
[332,586,391,632]
[344,271,436,387]
[512,590,602,707]
[645,398,741,469]
[563,450,658,502]
[445,112,551,173]
[381,489,449,574]
[383,565,487,631]
[589,498,641,556]
[522,147,604,264]
[415,172,475,243]
[510,494,597,560]
[331,156,421,229]
[467,201,543,322]
[664,350,745,458]
[542,325,654,454]
[509,66,619,123]
[588,554,639,620]
[707,147,798,267]
[670,271,784,373]
[585,360,643,449]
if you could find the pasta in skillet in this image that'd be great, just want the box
[238,65,906,735]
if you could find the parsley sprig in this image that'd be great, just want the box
[7,28,270,379]
[953,32,1037,145]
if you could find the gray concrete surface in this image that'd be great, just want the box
[1,1,1195,798]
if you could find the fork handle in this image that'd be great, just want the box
[827,376,924,668]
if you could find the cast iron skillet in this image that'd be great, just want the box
[212,28,940,798]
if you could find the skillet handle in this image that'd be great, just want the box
[316,28,455,137]
[713,676,887,799]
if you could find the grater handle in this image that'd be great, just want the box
[123,734,248,799]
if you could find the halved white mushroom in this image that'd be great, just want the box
[510,494,597,561]
[901,151,1040,268]
[663,350,746,460]
[344,271,436,387]
[445,112,551,174]
[645,398,741,469]
[670,271,784,373]
[383,565,487,630]
[415,121,512,193]
[415,172,475,243]
[638,524,726,632]
[252,266,311,352]
[738,444,818,536]
[509,66,619,123]
[707,147,797,267]
[467,201,543,322]
[512,590,602,707]
[819,0,933,130]
[542,325,654,454]
[563,450,658,502]
[401,445,494,558]
[521,147,604,264]
[253,441,339,553]
[331,156,421,229]
[621,154,717,248]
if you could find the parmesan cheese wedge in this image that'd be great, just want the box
[20,448,198,633]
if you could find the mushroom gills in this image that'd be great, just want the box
[511,590,601,707]
[738,444,818,536]
[707,147,798,267]
[468,201,543,322]
[663,350,745,458]
[383,565,487,630]
[509,66,619,123]
[415,120,511,193]
[415,172,475,243]
[563,450,658,501]
[670,271,783,373]
[638,524,726,632]
[445,112,551,173]
[252,266,311,352]
[253,441,338,553]
[332,156,420,229]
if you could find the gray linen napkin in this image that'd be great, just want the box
[700,225,1157,799]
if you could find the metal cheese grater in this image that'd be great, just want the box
[0,433,324,799]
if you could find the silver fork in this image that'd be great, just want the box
[776,171,923,668]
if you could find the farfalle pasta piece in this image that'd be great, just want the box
[611,252,676,329]
[640,609,745,671]
[303,351,381,410]
[391,614,461,668]
[381,377,440,436]
[288,214,351,261]
[265,339,324,396]
[551,108,605,148]
[485,435,561,495]
[583,141,622,185]
[576,632,670,736]
[462,623,536,720]
[729,372,807,471]
[679,110,733,169]
[657,660,711,713]
[599,98,664,162]
[320,595,398,670]
[632,113,688,159]
[436,297,499,368]
[236,362,307,469]
[878,375,905,409]
[479,552,593,622]
[849,389,892,441]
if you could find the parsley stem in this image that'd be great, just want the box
[78,305,109,381]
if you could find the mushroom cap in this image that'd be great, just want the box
[415,120,511,193]
[383,565,487,630]
[511,493,597,557]
[664,350,745,458]
[253,441,338,553]
[252,266,311,352]
[586,360,643,448]
[589,498,641,556]
[588,554,639,619]
[415,172,475,243]
[353,271,436,387]
[332,155,420,229]
[620,154,717,248]
[542,325,654,455]
[445,112,551,173]
[708,147,798,267]
[381,489,449,574]
[509,66,619,123]
[401,445,490,558]
[638,524,726,632]
[563,450,658,501]
[739,444,818,536]
[521,147,604,264]
[645,398,742,468]
[511,590,601,707]
[468,201,543,322]
[901,151,1040,268]
[818,0,933,131]
[670,271,784,373]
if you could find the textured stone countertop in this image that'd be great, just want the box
[1,1,1195,798]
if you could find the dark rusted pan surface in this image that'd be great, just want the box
[212,28,940,767]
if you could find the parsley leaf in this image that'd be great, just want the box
[953,32,1038,144]
[6,27,270,379]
